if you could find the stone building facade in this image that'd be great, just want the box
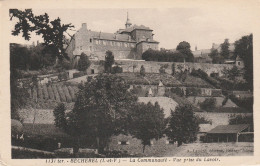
[65,13,159,64]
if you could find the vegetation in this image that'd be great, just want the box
[77,53,91,71]
[176,41,194,62]
[220,39,230,59]
[234,34,253,90]
[140,65,146,77]
[229,115,253,131]
[10,9,74,60]
[104,50,115,73]
[199,98,217,111]
[129,102,166,153]
[53,74,138,154]
[166,104,199,146]
[142,49,184,62]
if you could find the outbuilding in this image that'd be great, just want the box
[206,124,253,143]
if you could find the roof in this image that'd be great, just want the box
[136,40,159,44]
[138,97,178,118]
[90,31,135,42]
[207,124,249,134]
[119,24,152,33]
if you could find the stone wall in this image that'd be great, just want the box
[114,60,234,76]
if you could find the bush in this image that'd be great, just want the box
[111,65,123,74]
[211,89,222,96]
[186,87,201,96]
[199,97,216,111]
[140,65,145,77]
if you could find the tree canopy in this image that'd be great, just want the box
[220,39,230,59]
[53,74,138,153]
[104,50,115,73]
[176,41,194,62]
[77,52,91,71]
[129,102,166,153]
[234,34,253,90]
[10,9,74,60]
[166,104,199,146]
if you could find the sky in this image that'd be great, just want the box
[9,8,255,51]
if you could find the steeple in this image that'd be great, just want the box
[125,11,132,28]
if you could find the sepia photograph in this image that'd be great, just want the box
[1,0,259,164]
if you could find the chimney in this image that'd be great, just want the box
[82,23,87,29]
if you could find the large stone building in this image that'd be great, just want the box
[65,13,159,65]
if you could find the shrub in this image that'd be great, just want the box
[140,65,145,77]
[199,97,216,111]
[186,87,201,96]
[171,87,184,97]
[111,65,123,74]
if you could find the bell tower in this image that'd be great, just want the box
[125,11,132,28]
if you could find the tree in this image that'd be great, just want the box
[53,74,138,154]
[10,9,74,60]
[225,66,240,81]
[220,39,230,59]
[171,63,175,75]
[77,52,91,71]
[208,49,223,64]
[104,50,114,73]
[234,34,253,90]
[176,41,194,62]
[140,65,145,77]
[166,104,199,146]
[199,98,216,111]
[129,102,165,153]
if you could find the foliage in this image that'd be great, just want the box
[159,65,166,74]
[142,49,189,62]
[111,65,123,74]
[166,104,199,146]
[195,116,212,125]
[140,65,146,77]
[229,115,253,131]
[171,87,184,97]
[129,102,166,153]
[234,34,253,90]
[190,69,221,89]
[171,63,175,75]
[186,87,202,96]
[229,95,253,111]
[209,49,224,64]
[220,39,230,59]
[223,66,240,81]
[176,41,194,62]
[199,98,216,111]
[53,74,138,153]
[10,9,74,60]
[77,53,91,71]
[104,50,115,73]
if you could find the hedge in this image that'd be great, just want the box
[68,86,76,101]
[57,85,66,102]
[42,85,49,100]
[52,85,61,102]
[47,85,55,100]
[37,86,44,100]
[63,85,72,103]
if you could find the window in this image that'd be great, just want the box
[90,39,92,43]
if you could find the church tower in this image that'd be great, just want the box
[125,12,132,28]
